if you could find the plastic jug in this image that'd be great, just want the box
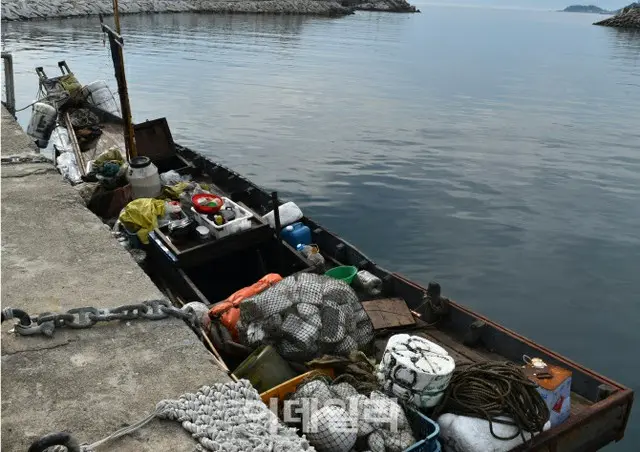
[127,156,161,199]
[280,222,311,248]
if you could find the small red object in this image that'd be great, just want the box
[192,194,224,214]
[552,395,565,413]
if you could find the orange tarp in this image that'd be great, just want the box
[208,273,282,340]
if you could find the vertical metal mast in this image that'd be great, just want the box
[100,2,137,160]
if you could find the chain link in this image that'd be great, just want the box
[1,155,52,165]
[9,299,198,337]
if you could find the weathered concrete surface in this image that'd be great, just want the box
[1,105,229,451]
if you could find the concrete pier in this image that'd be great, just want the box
[1,105,229,450]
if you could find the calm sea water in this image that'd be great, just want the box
[2,5,639,447]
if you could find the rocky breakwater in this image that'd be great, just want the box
[349,0,418,12]
[594,3,640,28]
[1,0,417,21]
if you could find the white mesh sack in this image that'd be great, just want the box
[291,379,416,452]
[307,406,358,452]
[237,273,374,361]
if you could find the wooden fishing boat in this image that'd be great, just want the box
[168,143,634,452]
[35,58,633,452]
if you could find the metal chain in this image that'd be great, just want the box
[1,155,52,165]
[11,299,198,337]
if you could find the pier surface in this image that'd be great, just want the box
[1,105,228,451]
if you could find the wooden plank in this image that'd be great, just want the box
[362,298,416,330]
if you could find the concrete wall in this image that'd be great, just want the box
[1,0,352,20]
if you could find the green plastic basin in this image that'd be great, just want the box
[325,265,358,284]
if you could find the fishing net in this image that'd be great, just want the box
[288,377,416,452]
[69,107,100,129]
[237,273,374,362]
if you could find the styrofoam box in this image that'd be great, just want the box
[192,197,252,239]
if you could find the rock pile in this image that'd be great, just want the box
[594,3,640,28]
[1,0,417,21]
[353,0,417,12]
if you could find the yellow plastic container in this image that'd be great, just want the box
[260,368,335,404]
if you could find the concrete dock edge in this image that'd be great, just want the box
[1,105,229,451]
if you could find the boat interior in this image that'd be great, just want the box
[37,62,632,452]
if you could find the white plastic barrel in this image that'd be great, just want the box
[27,102,57,148]
[127,156,161,199]
[81,80,121,116]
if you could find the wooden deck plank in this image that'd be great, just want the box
[362,298,416,330]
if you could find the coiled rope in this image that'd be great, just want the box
[79,379,311,451]
[432,361,549,442]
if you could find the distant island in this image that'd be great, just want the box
[561,5,612,14]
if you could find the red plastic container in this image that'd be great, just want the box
[192,194,224,214]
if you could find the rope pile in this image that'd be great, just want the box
[155,380,314,451]
[433,361,550,441]
[306,351,380,395]
[81,379,315,451]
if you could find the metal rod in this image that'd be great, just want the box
[1,52,16,116]
[271,191,285,271]
[271,191,281,233]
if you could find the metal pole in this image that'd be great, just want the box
[1,52,16,116]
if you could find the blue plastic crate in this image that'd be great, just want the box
[404,405,440,452]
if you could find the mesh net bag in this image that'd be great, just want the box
[237,273,374,361]
[288,377,417,452]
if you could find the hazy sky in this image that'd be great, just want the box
[421,0,628,10]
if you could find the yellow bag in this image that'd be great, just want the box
[118,198,165,244]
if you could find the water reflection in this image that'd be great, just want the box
[605,27,640,66]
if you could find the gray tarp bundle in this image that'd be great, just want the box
[237,273,374,361]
